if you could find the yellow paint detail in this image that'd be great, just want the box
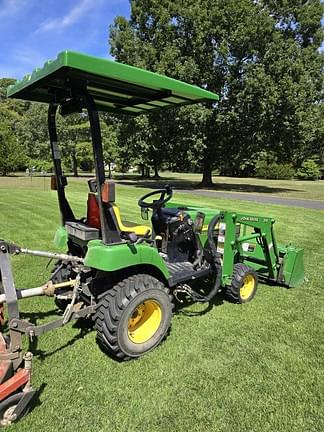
[112,205,151,236]
[128,300,162,344]
[201,222,220,232]
[240,274,255,300]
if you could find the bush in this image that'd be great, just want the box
[296,160,320,181]
[0,123,26,175]
[255,161,295,180]
[27,159,53,173]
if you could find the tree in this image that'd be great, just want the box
[57,114,91,176]
[101,119,119,178]
[109,0,323,184]
[0,79,29,175]
[0,121,25,175]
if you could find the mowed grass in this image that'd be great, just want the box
[0,176,323,432]
[162,172,324,201]
[8,172,324,201]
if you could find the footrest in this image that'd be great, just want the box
[167,261,211,286]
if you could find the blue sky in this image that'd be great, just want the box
[1,1,322,79]
[0,0,131,79]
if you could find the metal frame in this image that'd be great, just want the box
[48,90,121,244]
[48,104,75,225]
[0,241,93,364]
[0,243,23,370]
[81,90,121,244]
[0,88,124,377]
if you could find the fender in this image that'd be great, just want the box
[84,239,170,280]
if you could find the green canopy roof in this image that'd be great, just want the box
[7,50,219,115]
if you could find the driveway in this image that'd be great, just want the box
[177,189,324,210]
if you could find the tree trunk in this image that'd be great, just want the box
[108,162,112,179]
[72,152,78,177]
[200,157,213,187]
[140,164,145,178]
[145,166,150,178]
[153,163,160,178]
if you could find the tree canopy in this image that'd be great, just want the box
[110,0,324,184]
[0,1,323,180]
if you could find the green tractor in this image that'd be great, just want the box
[0,51,304,423]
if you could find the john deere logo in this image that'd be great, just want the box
[241,216,259,222]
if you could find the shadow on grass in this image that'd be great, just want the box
[172,277,224,317]
[16,280,231,364]
[113,174,299,195]
[174,292,224,317]
[27,382,47,418]
[18,310,93,361]
[7,173,299,195]
[14,280,225,363]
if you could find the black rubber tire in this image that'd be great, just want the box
[0,392,30,426]
[225,263,258,304]
[94,274,173,360]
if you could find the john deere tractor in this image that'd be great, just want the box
[0,51,304,423]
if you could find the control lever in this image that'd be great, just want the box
[121,232,138,243]
[135,230,153,245]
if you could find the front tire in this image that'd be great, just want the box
[225,263,258,303]
[94,274,173,360]
[0,392,30,426]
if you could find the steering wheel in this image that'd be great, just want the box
[138,186,173,210]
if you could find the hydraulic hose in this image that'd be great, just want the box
[204,214,223,301]
[186,214,223,303]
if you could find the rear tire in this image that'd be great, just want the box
[225,263,258,303]
[94,274,173,360]
[50,261,75,311]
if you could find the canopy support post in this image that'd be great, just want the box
[48,104,75,225]
[81,91,121,244]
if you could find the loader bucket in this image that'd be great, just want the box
[281,246,305,287]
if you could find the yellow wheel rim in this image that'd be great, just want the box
[240,274,255,300]
[128,300,162,344]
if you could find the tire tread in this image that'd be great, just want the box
[225,263,258,303]
[94,274,173,360]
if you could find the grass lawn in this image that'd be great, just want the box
[0,176,323,432]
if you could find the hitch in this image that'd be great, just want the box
[0,240,90,423]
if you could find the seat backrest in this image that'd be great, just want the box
[87,193,101,229]
[87,192,127,231]
[87,192,150,236]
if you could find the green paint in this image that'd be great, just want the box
[7,50,219,113]
[53,199,303,290]
[278,245,305,287]
[53,226,67,249]
[84,240,170,279]
[167,202,304,288]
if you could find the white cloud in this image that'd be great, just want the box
[0,0,27,18]
[37,0,101,32]
[12,48,45,67]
